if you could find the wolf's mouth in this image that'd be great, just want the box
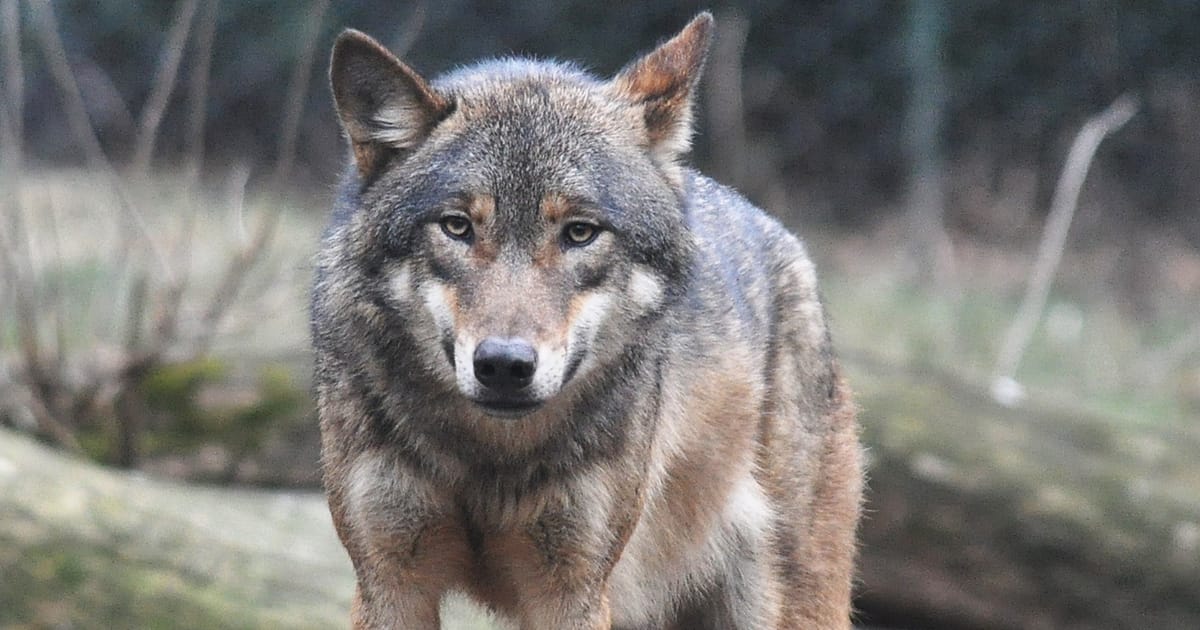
[473,397,543,418]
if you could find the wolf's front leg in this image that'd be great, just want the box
[329,450,471,630]
[350,580,440,629]
[519,588,612,630]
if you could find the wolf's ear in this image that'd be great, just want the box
[330,30,450,178]
[611,12,713,166]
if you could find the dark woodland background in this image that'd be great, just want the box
[23,1,1200,230]
[2,1,1200,629]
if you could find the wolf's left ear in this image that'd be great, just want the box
[330,30,450,178]
[611,12,714,166]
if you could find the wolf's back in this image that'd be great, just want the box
[676,170,841,422]
[681,172,827,337]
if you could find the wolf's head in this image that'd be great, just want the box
[327,14,712,418]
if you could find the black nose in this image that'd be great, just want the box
[473,337,537,393]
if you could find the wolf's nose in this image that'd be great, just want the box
[473,337,537,393]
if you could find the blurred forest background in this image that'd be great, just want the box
[2,1,1199,629]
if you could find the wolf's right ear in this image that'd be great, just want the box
[330,30,450,178]
[611,13,714,171]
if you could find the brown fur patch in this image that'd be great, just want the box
[613,15,711,104]
[541,193,572,223]
[441,284,463,322]
[484,517,614,627]
[658,363,758,551]
[611,13,712,153]
[351,142,383,180]
[466,196,500,261]
[541,291,597,343]
[468,194,496,224]
[532,240,563,269]
[780,377,862,629]
[472,242,500,263]
[350,515,474,629]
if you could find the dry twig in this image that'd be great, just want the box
[6,2,291,466]
[273,0,331,184]
[28,0,172,275]
[185,0,220,182]
[193,176,279,357]
[132,0,200,173]
[991,94,1138,405]
[904,0,953,289]
[0,0,23,161]
[0,0,80,450]
[390,0,428,58]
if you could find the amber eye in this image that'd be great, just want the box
[440,215,473,241]
[563,222,598,247]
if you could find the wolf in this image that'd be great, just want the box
[312,12,862,629]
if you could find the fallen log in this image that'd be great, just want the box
[851,361,1200,630]
[0,427,503,629]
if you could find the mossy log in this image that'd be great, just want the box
[851,361,1200,630]
[0,426,351,628]
[0,428,503,630]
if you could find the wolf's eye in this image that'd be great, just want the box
[563,222,598,247]
[440,216,473,241]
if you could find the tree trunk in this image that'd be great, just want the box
[903,0,952,287]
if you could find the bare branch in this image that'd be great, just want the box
[904,0,953,288]
[5,2,290,462]
[184,0,219,183]
[28,0,173,276]
[74,58,137,137]
[0,0,25,343]
[132,0,200,174]
[193,202,280,357]
[151,202,198,349]
[1,0,26,268]
[0,211,53,452]
[0,0,23,167]
[29,0,110,172]
[0,203,42,378]
[273,0,331,184]
[124,273,150,356]
[390,0,428,59]
[113,272,149,467]
[43,191,69,374]
[21,385,83,452]
[992,94,1139,404]
[0,192,80,453]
